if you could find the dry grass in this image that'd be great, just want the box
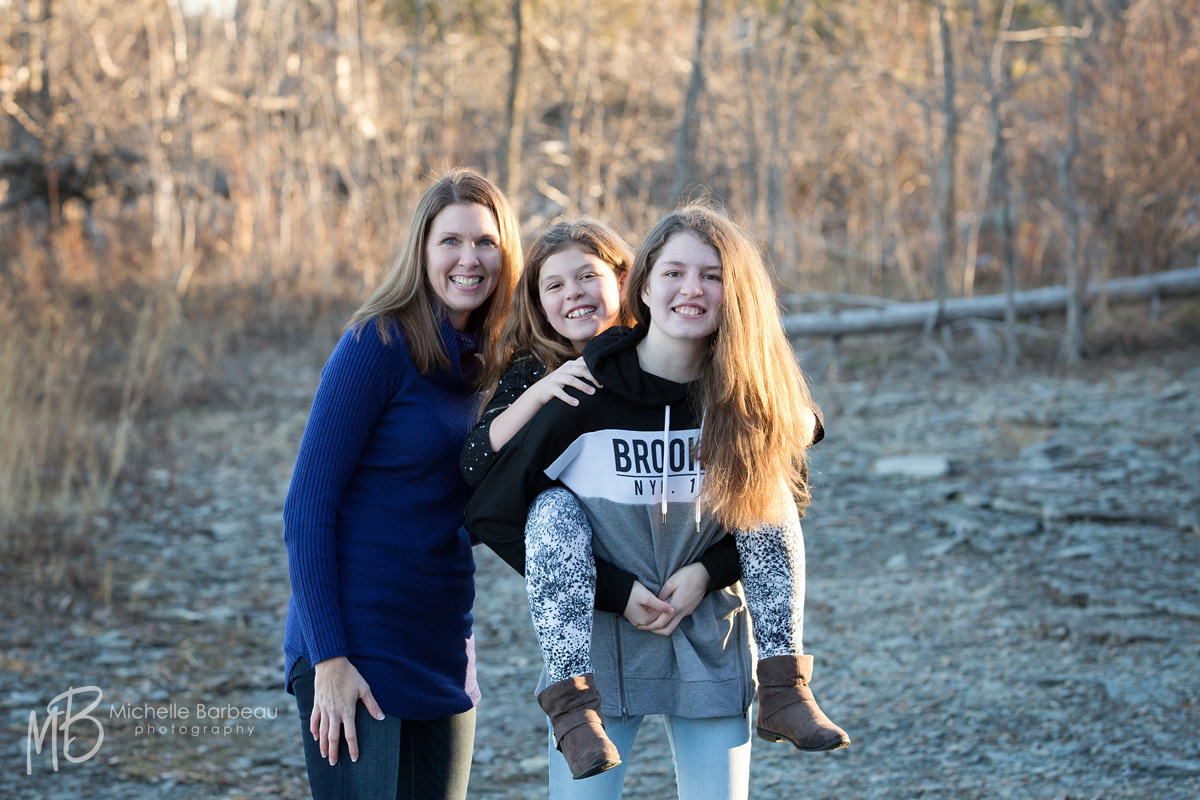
[3,0,1199,571]
[0,273,349,565]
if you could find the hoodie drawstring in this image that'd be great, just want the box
[694,410,705,532]
[661,405,670,521]
[662,404,705,532]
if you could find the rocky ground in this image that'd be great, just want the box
[3,335,1198,799]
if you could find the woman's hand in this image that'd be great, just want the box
[623,580,674,627]
[529,358,600,408]
[637,563,711,636]
[311,656,385,766]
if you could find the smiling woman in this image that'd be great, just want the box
[281,168,521,800]
[425,204,504,330]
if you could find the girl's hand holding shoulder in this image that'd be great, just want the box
[529,357,600,408]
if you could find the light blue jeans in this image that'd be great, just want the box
[547,713,753,800]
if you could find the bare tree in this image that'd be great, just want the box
[499,0,525,200]
[1058,0,1084,363]
[673,0,710,201]
[931,0,958,303]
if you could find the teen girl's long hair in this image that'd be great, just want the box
[479,217,635,396]
[624,203,819,528]
[347,168,522,385]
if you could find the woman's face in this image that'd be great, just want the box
[640,230,724,344]
[537,247,623,353]
[425,203,504,330]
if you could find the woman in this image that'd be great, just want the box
[282,168,521,799]
[466,204,847,799]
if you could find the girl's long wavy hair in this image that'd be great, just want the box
[480,217,635,396]
[347,168,522,385]
[624,203,818,528]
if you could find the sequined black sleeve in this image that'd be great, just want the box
[460,356,548,488]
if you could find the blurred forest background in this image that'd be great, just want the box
[2,0,1198,538]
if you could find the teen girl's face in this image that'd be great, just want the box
[641,230,724,344]
[425,203,503,330]
[538,247,623,353]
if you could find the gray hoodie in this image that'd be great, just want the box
[466,326,754,718]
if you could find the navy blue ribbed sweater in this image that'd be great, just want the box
[283,316,482,720]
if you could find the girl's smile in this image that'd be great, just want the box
[538,247,623,353]
[641,230,724,344]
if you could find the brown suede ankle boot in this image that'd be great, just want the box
[756,654,851,752]
[537,674,621,780]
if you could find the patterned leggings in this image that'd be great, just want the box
[525,487,805,685]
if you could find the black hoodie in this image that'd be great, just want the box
[465,325,758,718]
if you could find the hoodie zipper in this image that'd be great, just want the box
[614,622,629,720]
[736,609,749,719]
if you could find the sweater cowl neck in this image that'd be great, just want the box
[428,308,481,393]
[378,308,480,393]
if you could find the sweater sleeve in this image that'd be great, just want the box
[282,324,400,666]
[696,531,742,595]
[460,358,544,488]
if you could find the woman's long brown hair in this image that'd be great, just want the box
[479,217,634,397]
[624,203,818,528]
[346,168,522,385]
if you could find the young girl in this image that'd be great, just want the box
[466,207,848,795]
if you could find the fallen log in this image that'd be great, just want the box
[782,266,1200,338]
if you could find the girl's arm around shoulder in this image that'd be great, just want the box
[460,357,545,488]
[282,322,406,664]
[465,391,644,614]
[463,392,585,574]
[461,357,602,487]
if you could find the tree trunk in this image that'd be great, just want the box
[932,0,958,303]
[1058,0,1085,363]
[673,0,709,201]
[782,267,1200,338]
[991,0,1018,365]
[499,0,525,199]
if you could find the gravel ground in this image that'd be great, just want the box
[3,340,1198,799]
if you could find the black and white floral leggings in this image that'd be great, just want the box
[525,488,805,684]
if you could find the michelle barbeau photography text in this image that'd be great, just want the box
[26,686,278,775]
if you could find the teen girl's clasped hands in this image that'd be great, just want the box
[466,205,850,800]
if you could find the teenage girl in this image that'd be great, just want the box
[283,169,521,800]
[465,207,848,797]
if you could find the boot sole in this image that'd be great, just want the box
[573,758,622,780]
[757,728,851,752]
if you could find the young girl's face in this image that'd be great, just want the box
[641,230,724,344]
[537,247,623,353]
